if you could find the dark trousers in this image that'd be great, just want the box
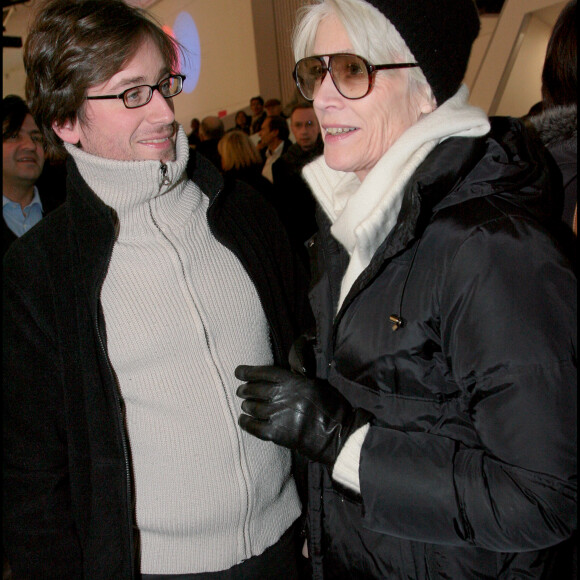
[141,521,304,580]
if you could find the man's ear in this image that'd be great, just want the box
[52,118,81,145]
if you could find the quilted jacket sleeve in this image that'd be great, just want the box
[359,215,577,551]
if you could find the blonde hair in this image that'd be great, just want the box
[218,130,263,172]
[292,0,434,104]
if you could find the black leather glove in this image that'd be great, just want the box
[235,365,373,466]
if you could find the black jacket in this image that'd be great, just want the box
[3,152,311,579]
[271,140,324,272]
[528,104,577,270]
[195,138,222,171]
[305,118,577,579]
[223,164,276,201]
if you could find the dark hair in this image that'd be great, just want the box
[290,102,314,117]
[265,115,290,141]
[3,94,31,140]
[541,0,576,108]
[234,110,250,133]
[24,0,182,160]
[250,96,264,106]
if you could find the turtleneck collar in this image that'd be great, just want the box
[65,125,189,207]
[64,126,203,239]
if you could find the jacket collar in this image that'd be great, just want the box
[336,116,555,319]
[370,115,555,264]
[529,104,577,148]
[304,85,491,312]
[63,127,190,211]
[186,146,224,206]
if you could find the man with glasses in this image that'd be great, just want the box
[3,1,310,578]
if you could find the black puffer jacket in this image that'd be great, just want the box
[305,118,577,579]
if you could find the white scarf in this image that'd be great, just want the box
[303,84,491,311]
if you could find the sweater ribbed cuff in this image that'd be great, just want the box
[331,423,370,493]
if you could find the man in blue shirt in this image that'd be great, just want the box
[2,95,65,256]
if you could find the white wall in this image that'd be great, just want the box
[468,0,566,115]
[2,6,33,99]
[464,15,499,93]
[495,13,553,117]
[149,0,261,130]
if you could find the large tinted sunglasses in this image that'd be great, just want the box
[293,53,418,101]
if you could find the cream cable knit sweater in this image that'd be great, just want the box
[64,128,300,574]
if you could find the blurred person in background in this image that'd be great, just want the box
[260,115,292,183]
[264,98,285,118]
[3,94,65,256]
[218,129,273,198]
[231,109,251,134]
[272,103,324,270]
[187,117,201,147]
[249,95,267,134]
[197,115,225,170]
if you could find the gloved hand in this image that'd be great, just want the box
[235,365,373,466]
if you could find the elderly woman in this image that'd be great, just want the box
[236,0,577,578]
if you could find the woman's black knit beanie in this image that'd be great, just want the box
[366,0,480,104]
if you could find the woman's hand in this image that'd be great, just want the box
[235,365,373,466]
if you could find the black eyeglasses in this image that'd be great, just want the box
[293,54,418,101]
[86,74,186,109]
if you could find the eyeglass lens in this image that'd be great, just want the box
[295,55,370,101]
[124,75,183,108]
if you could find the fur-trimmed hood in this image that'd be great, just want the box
[529,104,577,148]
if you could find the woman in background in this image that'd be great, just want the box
[232,110,251,134]
[218,130,274,199]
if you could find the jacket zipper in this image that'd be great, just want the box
[160,162,171,187]
[153,166,254,557]
[207,184,267,552]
